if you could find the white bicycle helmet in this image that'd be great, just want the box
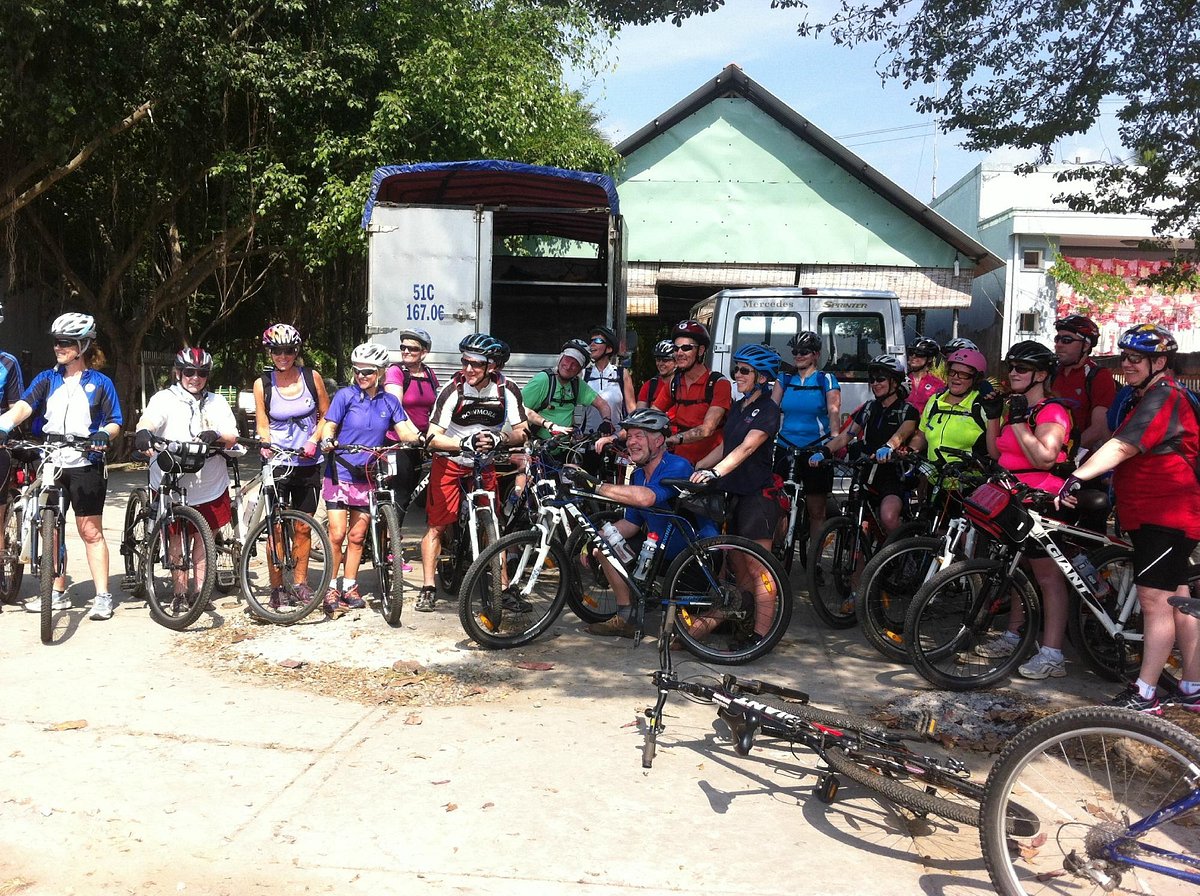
[350,342,391,368]
[50,312,97,340]
[262,323,302,348]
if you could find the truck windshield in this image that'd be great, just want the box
[817,313,886,382]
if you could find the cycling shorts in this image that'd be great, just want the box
[193,491,232,532]
[1129,524,1198,592]
[729,493,781,542]
[426,455,497,528]
[274,464,321,515]
[59,464,108,517]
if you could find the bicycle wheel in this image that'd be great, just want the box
[980,706,1200,896]
[120,487,151,601]
[0,502,25,604]
[1067,545,1141,683]
[807,516,877,629]
[858,536,945,662]
[240,509,331,624]
[564,510,622,623]
[458,530,569,649]
[145,506,216,631]
[436,522,465,596]
[905,558,1039,691]
[775,504,809,575]
[664,536,792,664]
[375,503,405,627]
[39,511,57,644]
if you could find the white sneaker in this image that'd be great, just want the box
[974,633,1019,658]
[24,594,71,612]
[88,593,114,621]
[1019,653,1067,680]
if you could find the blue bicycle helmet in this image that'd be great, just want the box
[732,343,782,378]
[1118,323,1177,354]
[458,333,505,361]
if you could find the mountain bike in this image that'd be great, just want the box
[431,447,502,601]
[770,438,829,574]
[980,702,1200,894]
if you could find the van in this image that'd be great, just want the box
[691,287,907,416]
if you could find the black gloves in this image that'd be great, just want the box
[134,429,154,452]
[89,430,110,451]
[1007,394,1029,425]
[979,394,1005,421]
[197,430,221,446]
[565,466,600,490]
[596,420,614,437]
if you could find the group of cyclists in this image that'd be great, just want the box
[0,308,1197,717]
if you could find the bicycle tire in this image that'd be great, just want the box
[880,517,931,549]
[980,706,1200,896]
[436,521,464,596]
[121,487,151,601]
[145,506,215,631]
[905,558,1040,691]
[858,535,945,663]
[240,509,331,624]
[1,502,25,604]
[458,530,569,649]
[563,510,623,623]
[376,503,405,627]
[39,511,56,644]
[642,726,657,768]
[664,536,792,664]
[213,526,240,595]
[776,506,809,575]
[1067,545,1141,683]
[824,743,983,827]
[807,516,876,629]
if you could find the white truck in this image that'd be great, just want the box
[360,160,627,383]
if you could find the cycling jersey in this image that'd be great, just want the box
[0,352,23,413]
[264,368,321,467]
[995,400,1070,493]
[917,388,987,461]
[652,366,733,465]
[851,397,919,451]
[324,385,408,476]
[22,366,122,469]
[429,375,525,465]
[625,452,718,560]
[906,372,945,415]
[717,394,781,496]
[776,369,839,448]
[137,385,237,504]
[578,361,626,432]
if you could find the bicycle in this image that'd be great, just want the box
[979,701,1200,894]
[429,446,502,603]
[770,438,829,574]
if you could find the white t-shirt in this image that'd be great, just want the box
[577,361,626,432]
[137,386,238,505]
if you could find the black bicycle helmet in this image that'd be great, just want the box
[621,408,672,435]
[459,333,505,361]
[588,325,619,352]
[907,337,940,357]
[867,354,905,381]
[653,339,676,360]
[788,331,821,354]
[1005,340,1058,375]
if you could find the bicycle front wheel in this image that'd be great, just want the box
[458,530,569,649]
[980,707,1200,896]
[375,503,405,627]
[39,510,57,643]
[1,502,25,604]
[905,558,1039,691]
[563,511,622,624]
[240,509,331,624]
[146,506,216,631]
[121,487,151,601]
[858,535,945,662]
[664,536,792,664]
[807,516,877,629]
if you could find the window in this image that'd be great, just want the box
[816,313,886,382]
[732,312,800,361]
[1022,249,1044,271]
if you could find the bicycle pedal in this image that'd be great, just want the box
[815,772,840,804]
[915,711,938,739]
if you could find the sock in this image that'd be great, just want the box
[52,589,65,601]
[617,605,633,622]
[1180,680,1200,696]
[1000,630,1020,644]
[94,592,111,601]
[1136,678,1157,700]
[342,578,356,590]
[1040,646,1064,662]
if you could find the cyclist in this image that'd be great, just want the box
[1052,314,1116,452]
[382,328,439,511]
[635,339,677,411]
[0,313,122,620]
[577,325,634,435]
[319,342,420,618]
[907,344,990,463]
[979,340,1075,680]
[772,330,840,541]
[132,347,240,610]
[0,303,24,605]
[905,337,945,415]
[254,323,330,608]
[943,337,995,396]
[580,408,717,638]
[521,339,611,441]
[417,333,528,613]
[811,355,917,535]
[1063,324,1200,713]
[654,319,732,465]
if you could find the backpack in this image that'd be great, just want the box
[669,370,723,407]
[261,366,318,424]
[530,368,579,413]
[1176,387,1200,485]
[389,361,440,396]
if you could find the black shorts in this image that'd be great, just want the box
[866,464,907,500]
[274,464,321,515]
[729,493,782,542]
[58,464,108,517]
[1128,524,1198,592]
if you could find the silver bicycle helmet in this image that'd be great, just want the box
[50,313,97,340]
[350,342,391,368]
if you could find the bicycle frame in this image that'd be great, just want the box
[1099,786,1200,884]
[15,440,74,583]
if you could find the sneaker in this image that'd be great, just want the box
[89,593,114,620]
[323,588,345,618]
[343,585,366,610]
[414,587,437,613]
[170,593,191,615]
[974,633,1018,658]
[1108,684,1162,715]
[269,586,287,610]
[586,615,636,638]
[23,597,42,613]
[52,592,72,611]
[292,583,313,607]
[500,588,532,613]
[401,561,414,573]
[1169,690,1200,713]
[1018,653,1067,680]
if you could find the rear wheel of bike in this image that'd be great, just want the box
[823,744,984,827]
[1067,545,1140,683]
[1,502,25,604]
[807,517,878,629]
[458,530,569,649]
[436,521,465,596]
[240,509,330,624]
[906,558,1039,691]
[858,536,945,662]
[146,506,216,631]
[375,503,405,627]
[664,536,791,664]
[564,510,623,623]
[121,487,151,601]
[39,511,57,643]
[880,517,930,549]
[980,706,1200,896]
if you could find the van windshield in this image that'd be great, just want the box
[817,313,886,382]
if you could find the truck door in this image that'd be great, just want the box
[366,205,493,357]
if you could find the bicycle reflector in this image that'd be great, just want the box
[963,483,1034,544]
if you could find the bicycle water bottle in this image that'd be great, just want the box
[632,533,660,582]
[600,521,635,563]
[1070,552,1109,597]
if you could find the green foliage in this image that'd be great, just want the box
[1047,253,1131,315]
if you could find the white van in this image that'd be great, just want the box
[691,287,907,415]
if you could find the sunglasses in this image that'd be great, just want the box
[792,349,815,357]
[907,350,932,358]
[399,344,424,353]
[269,347,298,356]
[1118,352,1149,364]
[589,337,609,345]
[731,365,755,377]
[869,374,891,383]
[353,367,377,377]
[460,357,488,369]
[1054,334,1083,345]
[53,339,78,349]
[1006,363,1037,375]
[946,368,975,380]
[180,367,209,377]
[673,344,699,353]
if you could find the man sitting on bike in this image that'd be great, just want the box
[579,408,717,638]
[417,333,528,613]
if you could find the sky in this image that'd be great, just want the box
[567,4,1125,203]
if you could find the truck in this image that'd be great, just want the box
[690,286,907,415]
[360,160,627,383]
